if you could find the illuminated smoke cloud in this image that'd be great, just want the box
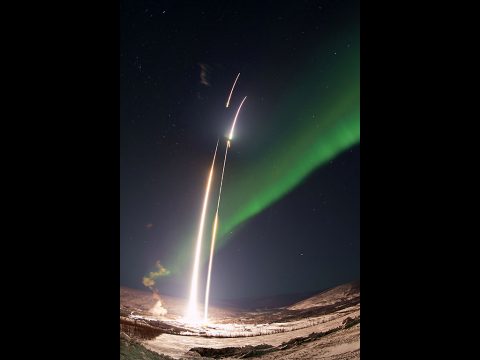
[142,261,170,290]
[151,297,168,316]
[142,277,155,288]
[143,261,170,316]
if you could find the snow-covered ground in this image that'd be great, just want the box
[120,281,360,359]
[161,304,358,338]
[256,324,360,360]
[143,305,359,359]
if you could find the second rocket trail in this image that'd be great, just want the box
[204,141,229,321]
[228,96,247,140]
[204,97,247,321]
[186,140,219,322]
[226,73,240,108]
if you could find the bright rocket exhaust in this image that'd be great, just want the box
[185,140,219,323]
[204,98,247,321]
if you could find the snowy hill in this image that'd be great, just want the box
[287,281,360,310]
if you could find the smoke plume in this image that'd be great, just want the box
[142,261,170,316]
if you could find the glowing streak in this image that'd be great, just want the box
[204,140,230,321]
[204,98,247,321]
[185,140,219,323]
[226,73,240,108]
[228,96,247,140]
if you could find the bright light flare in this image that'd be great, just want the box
[185,141,219,323]
[228,96,247,140]
[226,73,240,108]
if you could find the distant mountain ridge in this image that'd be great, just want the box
[120,280,360,313]
[287,281,360,310]
[213,291,318,310]
[212,281,360,310]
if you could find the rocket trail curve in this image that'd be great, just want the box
[228,96,247,140]
[226,73,240,108]
[204,97,247,321]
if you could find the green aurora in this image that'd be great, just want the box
[219,62,359,244]
[167,24,359,277]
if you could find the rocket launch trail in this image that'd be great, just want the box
[204,98,247,321]
[204,141,229,321]
[186,140,219,323]
[226,73,240,108]
[228,96,247,140]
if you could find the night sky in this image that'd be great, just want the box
[120,0,359,302]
